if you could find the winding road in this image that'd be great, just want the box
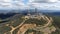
[0,14,53,34]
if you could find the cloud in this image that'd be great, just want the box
[0,0,60,10]
[32,0,59,3]
[3,0,12,2]
[48,0,58,2]
[0,0,27,9]
[26,0,60,10]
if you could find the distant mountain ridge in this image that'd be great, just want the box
[0,10,60,19]
[0,9,60,13]
[0,13,17,19]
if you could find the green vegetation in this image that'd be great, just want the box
[51,16,60,34]
[25,29,43,34]
[12,28,20,34]
[44,14,60,34]
[52,16,60,28]
[51,29,60,34]
[0,14,60,34]
[7,14,24,27]
[25,18,47,25]
[0,26,11,34]
[10,16,24,27]
[0,14,24,34]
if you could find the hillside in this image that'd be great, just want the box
[0,13,57,34]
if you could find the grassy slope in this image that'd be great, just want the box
[46,15,60,34]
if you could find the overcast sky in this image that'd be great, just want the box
[0,0,60,10]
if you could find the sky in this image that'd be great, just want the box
[0,0,60,10]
